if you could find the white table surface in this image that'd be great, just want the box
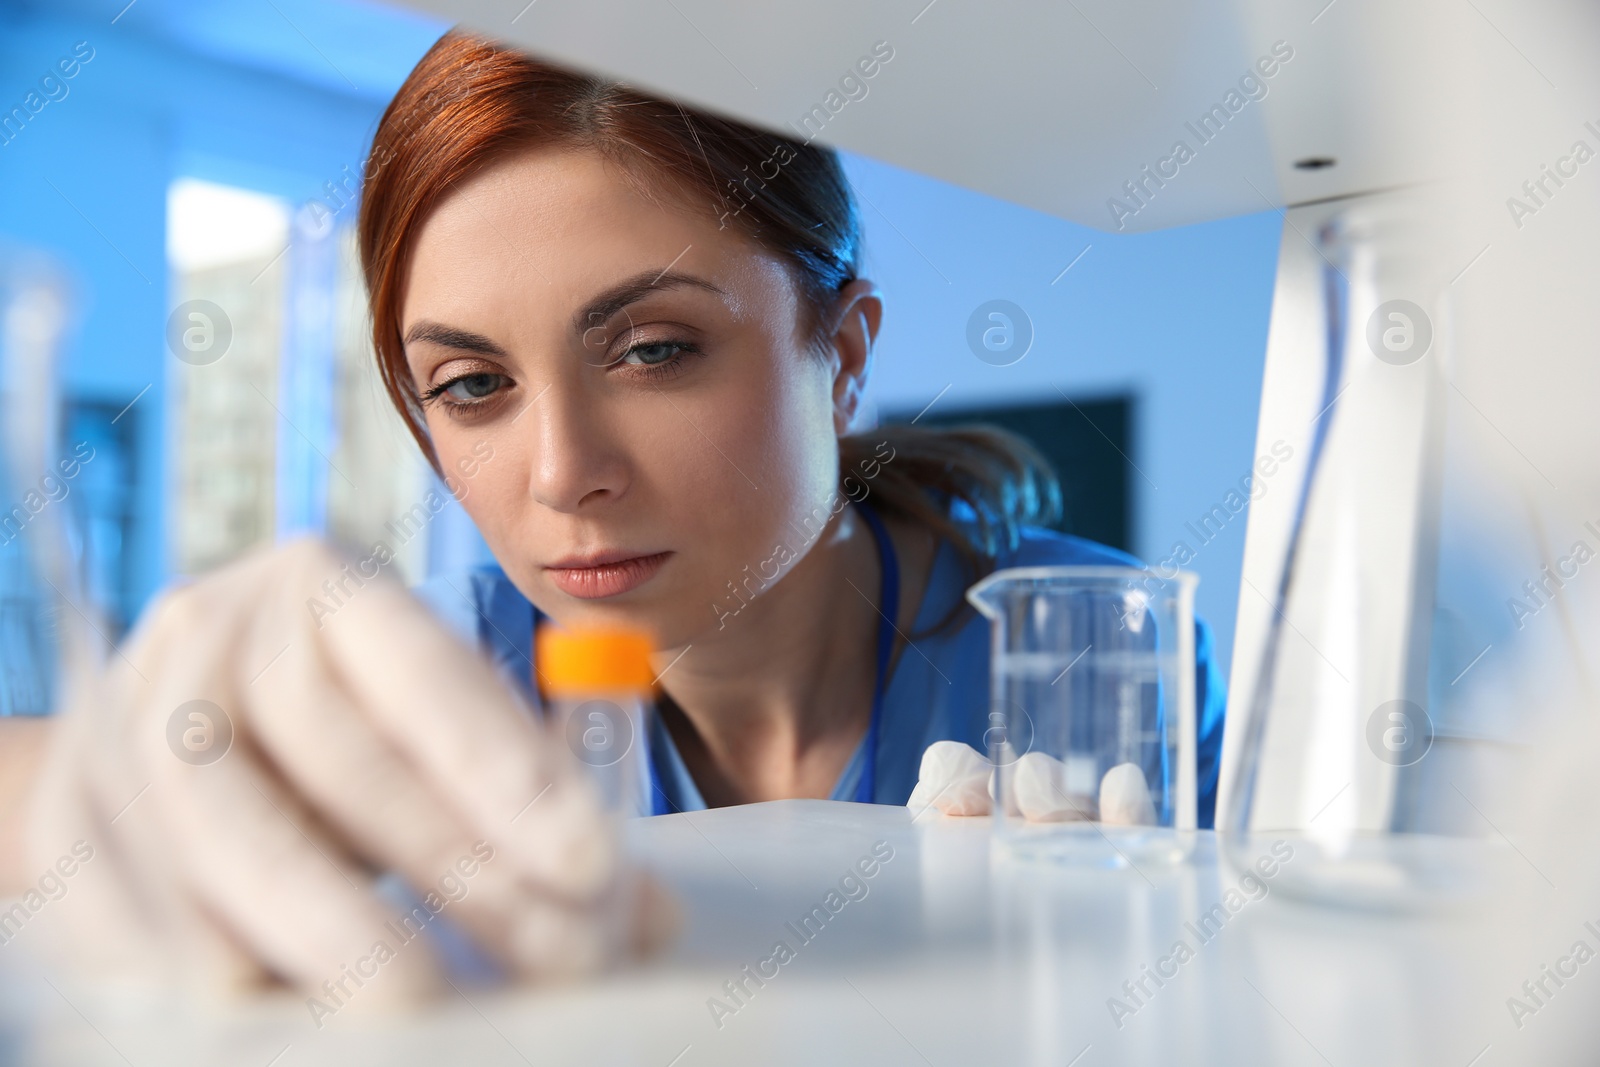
[3,799,1593,1066]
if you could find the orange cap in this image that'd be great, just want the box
[536,625,656,694]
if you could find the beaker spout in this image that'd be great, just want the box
[964,570,1010,620]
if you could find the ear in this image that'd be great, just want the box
[824,279,884,435]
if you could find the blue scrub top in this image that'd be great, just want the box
[413,511,1228,829]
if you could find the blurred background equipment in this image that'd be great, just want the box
[0,243,73,716]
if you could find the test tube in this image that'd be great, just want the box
[535,625,655,817]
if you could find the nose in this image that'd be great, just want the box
[525,384,630,512]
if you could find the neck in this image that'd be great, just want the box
[655,505,887,805]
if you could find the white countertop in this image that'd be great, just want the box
[4,799,1594,1065]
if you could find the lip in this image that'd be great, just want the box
[544,550,672,599]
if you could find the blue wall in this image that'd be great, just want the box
[849,151,1281,670]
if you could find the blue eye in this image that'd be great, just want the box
[444,373,503,400]
[620,341,683,366]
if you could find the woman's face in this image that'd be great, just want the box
[400,146,867,647]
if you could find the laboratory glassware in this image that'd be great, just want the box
[1220,195,1507,910]
[0,245,84,719]
[969,565,1199,866]
[535,624,656,818]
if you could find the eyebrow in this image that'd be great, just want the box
[402,268,727,358]
[569,269,727,335]
[402,321,510,357]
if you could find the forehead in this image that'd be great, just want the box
[400,145,793,331]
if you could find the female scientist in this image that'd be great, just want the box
[0,30,1224,995]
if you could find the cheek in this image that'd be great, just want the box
[675,354,839,560]
[429,426,524,544]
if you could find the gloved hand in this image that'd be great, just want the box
[19,538,675,1005]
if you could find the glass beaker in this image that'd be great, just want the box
[968,566,1199,866]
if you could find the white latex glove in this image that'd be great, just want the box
[906,740,992,816]
[21,539,675,1004]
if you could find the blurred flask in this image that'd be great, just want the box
[0,244,87,717]
[1221,193,1509,908]
[535,625,655,817]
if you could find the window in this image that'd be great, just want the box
[166,178,434,585]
